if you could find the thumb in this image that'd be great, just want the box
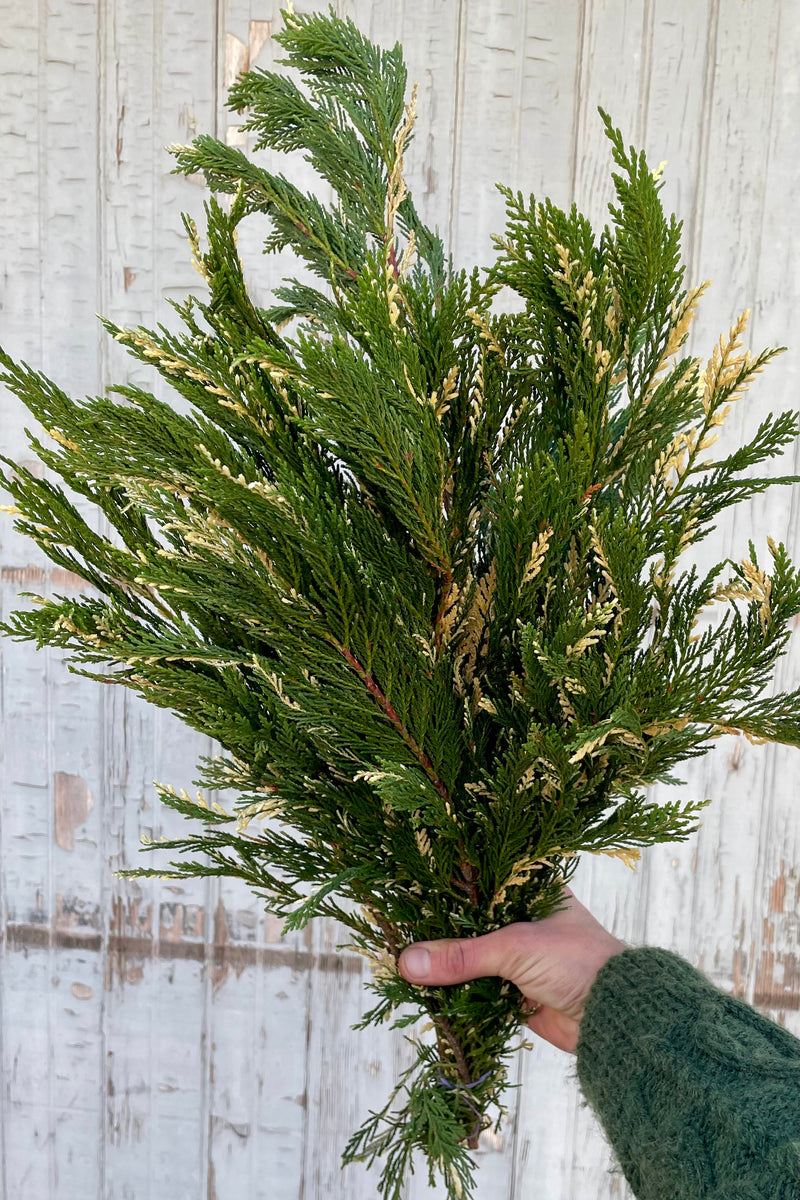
[398,931,511,986]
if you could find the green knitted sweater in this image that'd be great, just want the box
[574,946,800,1198]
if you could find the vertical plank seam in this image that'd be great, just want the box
[0,0,18,1140]
[686,0,720,289]
[202,12,219,1192]
[631,0,656,968]
[746,0,792,1026]
[567,7,604,1185]
[96,0,112,1193]
[507,2,532,1194]
[685,0,722,983]
[507,0,530,197]
[152,0,163,409]
[568,0,588,208]
[149,2,163,1183]
[746,0,783,353]
[207,3,227,1194]
[37,0,45,373]
[755,749,780,1012]
[447,0,467,256]
[213,0,222,143]
[636,0,655,149]
[566,8,591,1188]
[298,962,314,1200]
[504,1034,525,1200]
[0,717,7,1190]
[149,662,159,1196]
[201,872,217,1197]
[41,5,56,1185]
[0,341,8,1200]
[250,884,262,1198]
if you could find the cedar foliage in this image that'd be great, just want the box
[1,8,799,1197]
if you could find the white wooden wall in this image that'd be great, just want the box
[1,2,798,1198]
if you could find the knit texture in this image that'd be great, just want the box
[575,946,800,1199]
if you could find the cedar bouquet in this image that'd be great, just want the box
[1,8,799,1199]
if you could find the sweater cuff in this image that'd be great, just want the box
[574,945,800,1200]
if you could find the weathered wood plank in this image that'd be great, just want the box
[729,0,800,1027]
[1,2,107,1197]
[90,4,226,1195]
[200,8,317,1198]
[204,917,311,1200]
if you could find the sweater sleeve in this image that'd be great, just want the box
[574,946,800,1199]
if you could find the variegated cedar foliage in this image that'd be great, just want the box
[1,7,799,1199]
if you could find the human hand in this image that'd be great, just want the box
[397,887,627,1054]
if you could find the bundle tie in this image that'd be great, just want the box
[437,1069,492,1141]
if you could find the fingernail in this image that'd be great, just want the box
[401,946,430,980]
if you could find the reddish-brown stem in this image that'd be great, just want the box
[371,909,401,961]
[329,637,451,806]
[330,636,481,905]
[432,567,454,658]
[294,219,358,279]
[330,640,481,907]
[434,1014,483,1149]
[435,1013,473,1086]
[455,855,480,907]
